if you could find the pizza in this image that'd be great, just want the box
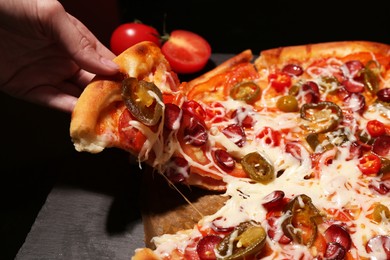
[70,40,390,259]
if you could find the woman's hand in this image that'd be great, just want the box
[0,0,119,113]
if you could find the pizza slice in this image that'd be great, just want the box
[71,40,390,259]
[70,41,179,154]
[70,41,258,191]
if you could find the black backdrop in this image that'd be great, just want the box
[118,0,390,54]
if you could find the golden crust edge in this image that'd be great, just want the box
[255,40,390,69]
[185,49,253,89]
[69,41,169,153]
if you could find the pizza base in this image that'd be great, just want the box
[130,41,390,259]
[70,40,390,260]
[255,40,390,68]
[70,41,177,154]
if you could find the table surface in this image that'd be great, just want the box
[14,54,235,260]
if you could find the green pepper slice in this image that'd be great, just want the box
[372,203,390,223]
[216,222,266,260]
[300,101,343,133]
[281,194,322,247]
[319,76,340,93]
[306,132,337,152]
[230,81,261,104]
[121,77,163,126]
[241,152,274,184]
[364,60,380,94]
[305,133,320,151]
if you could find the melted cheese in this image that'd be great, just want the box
[134,55,390,259]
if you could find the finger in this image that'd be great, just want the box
[24,84,79,113]
[67,14,117,60]
[58,80,84,97]
[50,6,118,76]
[68,69,96,90]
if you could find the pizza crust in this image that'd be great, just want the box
[186,49,253,89]
[69,76,122,153]
[70,41,176,154]
[255,40,390,69]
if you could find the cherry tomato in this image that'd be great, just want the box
[268,72,292,92]
[358,153,381,175]
[161,30,211,74]
[366,120,386,138]
[110,22,161,55]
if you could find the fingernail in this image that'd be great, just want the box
[101,57,119,70]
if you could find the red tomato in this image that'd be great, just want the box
[358,153,381,175]
[256,127,282,147]
[268,72,292,92]
[161,30,211,74]
[110,22,161,55]
[367,120,386,138]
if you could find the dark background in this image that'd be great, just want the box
[117,0,390,54]
[1,0,390,259]
[62,0,390,55]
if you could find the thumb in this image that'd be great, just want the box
[51,10,118,75]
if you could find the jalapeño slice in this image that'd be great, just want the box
[300,101,343,133]
[281,194,322,246]
[216,222,266,260]
[364,60,380,94]
[230,81,261,104]
[121,77,163,126]
[241,152,274,184]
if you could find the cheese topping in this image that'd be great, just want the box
[133,54,390,259]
